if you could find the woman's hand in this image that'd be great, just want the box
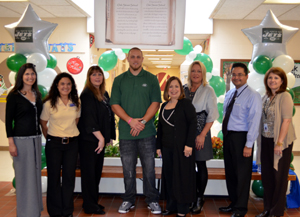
[8,138,17,157]
[156,149,162,158]
[184,146,192,157]
[195,134,205,150]
[274,145,282,156]
[95,138,105,154]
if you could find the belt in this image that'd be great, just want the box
[47,135,78,144]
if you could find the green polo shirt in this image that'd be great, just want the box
[110,68,162,140]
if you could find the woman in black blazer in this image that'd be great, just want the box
[78,65,116,215]
[156,76,197,217]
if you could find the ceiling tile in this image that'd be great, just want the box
[39,5,86,17]
[29,0,70,6]
[244,4,298,20]
[0,6,21,17]
[278,5,300,20]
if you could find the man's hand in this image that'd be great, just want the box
[243,147,252,158]
[129,118,145,131]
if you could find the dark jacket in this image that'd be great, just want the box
[156,98,197,203]
[78,88,116,143]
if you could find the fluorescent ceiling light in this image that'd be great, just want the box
[142,50,156,52]
[264,0,300,3]
[145,54,173,57]
[156,65,171,68]
[158,50,174,51]
[151,61,172,64]
[161,58,173,60]
[148,58,160,60]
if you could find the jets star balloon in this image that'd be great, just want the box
[4,4,57,59]
[242,10,298,61]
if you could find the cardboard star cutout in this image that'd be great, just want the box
[5,4,57,59]
[242,10,298,61]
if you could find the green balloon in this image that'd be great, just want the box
[46,54,57,69]
[291,153,294,163]
[252,180,264,198]
[174,37,193,55]
[286,87,295,100]
[38,85,48,100]
[293,106,296,116]
[209,76,226,97]
[217,130,223,141]
[6,53,27,73]
[12,177,16,189]
[253,55,272,75]
[194,53,213,73]
[98,50,118,71]
[290,163,294,171]
[217,103,223,123]
[41,146,46,162]
[122,49,130,54]
[41,162,47,170]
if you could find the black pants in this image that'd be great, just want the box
[223,131,253,216]
[162,146,190,214]
[79,139,105,213]
[261,136,293,216]
[45,135,78,216]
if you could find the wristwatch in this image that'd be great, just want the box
[141,119,147,125]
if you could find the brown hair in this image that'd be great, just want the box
[163,76,185,101]
[84,65,106,101]
[264,67,287,97]
[187,61,208,89]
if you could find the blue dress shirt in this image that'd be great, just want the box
[223,83,262,148]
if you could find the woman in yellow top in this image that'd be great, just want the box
[40,72,81,217]
[256,67,296,217]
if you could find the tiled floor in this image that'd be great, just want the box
[0,181,299,217]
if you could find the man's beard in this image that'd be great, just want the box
[130,64,142,71]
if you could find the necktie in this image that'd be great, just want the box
[222,90,237,137]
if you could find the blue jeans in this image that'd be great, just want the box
[119,135,159,204]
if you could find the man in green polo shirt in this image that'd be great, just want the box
[110,47,162,214]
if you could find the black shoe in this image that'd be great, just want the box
[98,204,105,210]
[219,206,233,213]
[256,211,269,217]
[162,210,177,215]
[85,208,105,215]
[189,202,195,211]
[191,197,205,214]
[231,214,244,217]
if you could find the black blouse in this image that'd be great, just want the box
[5,91,42,137]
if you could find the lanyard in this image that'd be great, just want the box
[226,85,248,111]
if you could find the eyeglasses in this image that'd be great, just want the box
[232,73,246,78]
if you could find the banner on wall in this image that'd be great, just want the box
[95,0,186,49]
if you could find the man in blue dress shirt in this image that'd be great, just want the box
[219,63,262,217]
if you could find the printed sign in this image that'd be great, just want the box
[15,27,33,42]
[262,28,282,43]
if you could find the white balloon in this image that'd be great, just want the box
[104,71,110,79]
[185,54,194,61]
[272,55,294,74]
[27,53,47,72]
[248,62,254,73]
[7,86,14,94]
[256,86,266,97]
[217,95,225,103]
[248,71,265,90]
[113,48,123,57]
[194,45,202,54]
[37,68,57,90]
[211,68,220,76]
[4,4,57,59]
[9,71,16,85]
[230,81,235,90]
[118,53,126,61]
[286,72,296,88]
[41,176,47,193]
[206,73,212,81]
[213,122,222,132]
[188,51,197,60]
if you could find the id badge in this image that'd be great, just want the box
[263,123,269,132]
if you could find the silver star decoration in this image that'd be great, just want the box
[242,10,298,61]
[5,4,57,59]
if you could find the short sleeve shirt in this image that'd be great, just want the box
[110,68,162,140]
[40,98,81,137]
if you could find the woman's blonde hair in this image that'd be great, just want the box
[187,60,208,89]
[84,65,106,101]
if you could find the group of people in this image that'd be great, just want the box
[5,47,296,217]
[6,64,115,217]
